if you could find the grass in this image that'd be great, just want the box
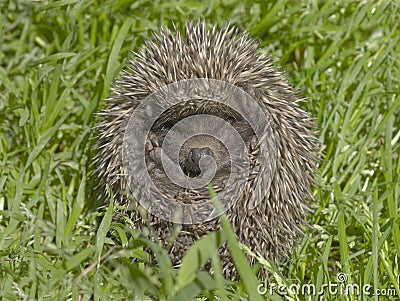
[0,0,399,300]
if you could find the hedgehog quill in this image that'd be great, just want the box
[94,22,317,278]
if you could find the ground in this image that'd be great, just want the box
[0,0,399,300]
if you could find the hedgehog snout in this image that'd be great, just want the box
[184,147,214,177]
[189,147,214,165]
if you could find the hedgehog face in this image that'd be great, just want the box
[179,134,230,178]
[144,109,255,197]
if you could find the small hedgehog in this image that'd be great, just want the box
[94,22,317,278]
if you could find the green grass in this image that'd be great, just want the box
[1,0,399,300]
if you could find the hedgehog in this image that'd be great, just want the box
[94,22,317,278]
